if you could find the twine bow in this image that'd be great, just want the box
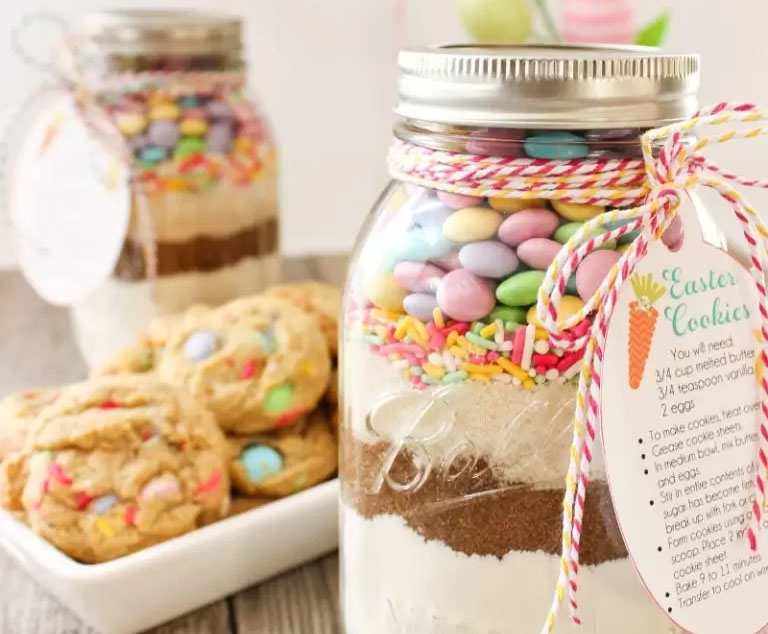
[388,102,768,632]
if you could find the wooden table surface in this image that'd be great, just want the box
[0,256,347,634]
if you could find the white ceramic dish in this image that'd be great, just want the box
[0,479,339,634]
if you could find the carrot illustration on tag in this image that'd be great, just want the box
[628,273,666,389]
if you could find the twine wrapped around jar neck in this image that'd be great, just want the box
[389,102,768,632]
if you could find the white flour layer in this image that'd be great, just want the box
[343,343,606,486]
[341,508,680,634]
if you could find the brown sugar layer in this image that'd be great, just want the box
[114,217,279,280]
[341,435,628,565]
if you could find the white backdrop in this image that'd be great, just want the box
[1,0,768,267]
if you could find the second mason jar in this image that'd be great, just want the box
[341,45,700,634]
[70,10,280,368]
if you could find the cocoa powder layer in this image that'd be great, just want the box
[114,217,278,280]
[341,434,628,565]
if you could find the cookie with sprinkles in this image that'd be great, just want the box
[1,375,230,563]
[94,305,211,376]
[0,388,60,461]
[227,410,337,498]
[157,295,331,434]
[263,281,341,355]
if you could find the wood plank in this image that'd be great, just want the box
[231,554,340,634]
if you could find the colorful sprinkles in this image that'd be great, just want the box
[348,307,586,389]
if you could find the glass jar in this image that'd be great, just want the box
[69,10,279,368]
[340,45,700,634]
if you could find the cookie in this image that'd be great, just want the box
[95,305,211,376]
[228,410,337,497]
[264,282,341,355]
[2,375,230,563]
[157,295,331,434]
[0,389,60,461]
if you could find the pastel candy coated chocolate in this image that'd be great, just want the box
[396,227,455,261]
[394,262,445,292]
[437,191,484,209]
[436,270,496,322]
[551,200,604,222]
[241,445,284,483]
[458,241,519,278]
[178,96,199,109]
[442,208,502,243]
[524,131,589,159]
[516,238,562,270]
[412,200,454,228]
[403,293,439,321]
[554,222,582,244]
[365,271,408,311]
[575,249,622,301]
[554,222,617,249]
[174,137,205,159]
[431,249,463,271]
[495,270,547,307]
[115,112,146,136]
[661,215,683,251]
[184,330,219,361]
[465,127,524,157]
[147,120,180,149]
[497,208,559,247]
[489,305,527,324]
[263,383,294,414]
[139,146,167,164]
[90,494,118,515]
[488,197,547,213]
[206,122,234,154]
[207,100,235,120]
[180,117,208,136]
[149,102,180,120]
[526,295,584,326]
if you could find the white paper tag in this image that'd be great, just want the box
[9,94,130,305]
[602,201,768,634]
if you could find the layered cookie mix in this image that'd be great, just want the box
[0,375,230,564]
[341,183,683,633]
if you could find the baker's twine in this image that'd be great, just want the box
[388,102,768,632]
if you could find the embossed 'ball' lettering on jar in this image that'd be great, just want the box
[340,45,701,634]
[69,10,280,368]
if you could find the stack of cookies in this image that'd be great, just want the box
[0,282,340,563]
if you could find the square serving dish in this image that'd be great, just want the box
[0,479,339,634]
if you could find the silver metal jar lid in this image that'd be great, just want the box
[396,44,700,129]
[80,10,242,56]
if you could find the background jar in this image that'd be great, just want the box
[340,45,700,634]
[69,10,280,369]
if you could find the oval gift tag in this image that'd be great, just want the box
[8,94,130,306]
[601,198,768,634]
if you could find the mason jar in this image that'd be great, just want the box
[69,10,279,368]
[340,45,700,634]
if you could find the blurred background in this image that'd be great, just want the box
[1,0,767,266]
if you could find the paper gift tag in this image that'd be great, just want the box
[601,199,768,634]
[9,94,130,305]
